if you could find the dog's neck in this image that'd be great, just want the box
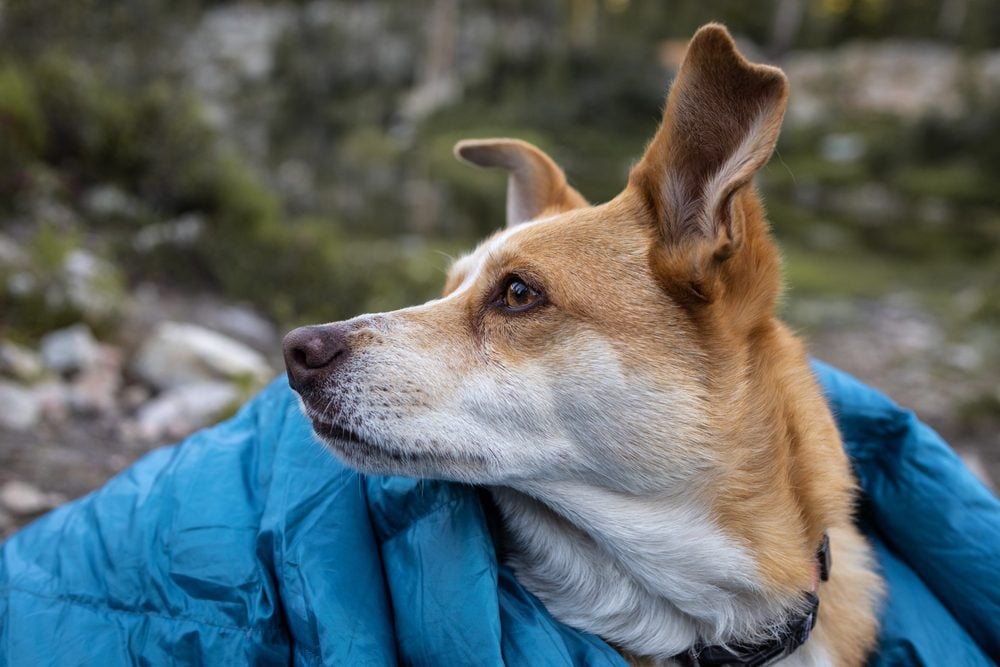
[481,313,856,665]
[490,483,808,662]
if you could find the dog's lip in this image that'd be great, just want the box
[309,413,491,471]
[311,418,367,445]
[309,417,425,465]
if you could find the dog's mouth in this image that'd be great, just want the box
[307,412,492,477]
[310,417,428,470]
[297,392,373,448]
[311,419,368,446]
[308,416,395,468]
[308,414,400,459]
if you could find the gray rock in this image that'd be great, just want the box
[132,380,240,442]
[6,270,36,296]
[82,185,143,221]
[120,383,151,411]
[61,249,126,319]
[0,480,65,516]
[68,345,123,415]
[132,321,273,391]
[192,302,278,351]
[182,4,296,132]
[783,42,964,125]
[125,286,277,354]
[131,214,204,252]
[31,379,70,423]
[0,381,41,430]
[40,324,101,375]
[30,199,78,230]
[0,341,44,382]
[0,233,28,269]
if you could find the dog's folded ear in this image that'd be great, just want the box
[454,138,588,227]
[630,23,788,260]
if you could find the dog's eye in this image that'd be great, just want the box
[501,278,542,312]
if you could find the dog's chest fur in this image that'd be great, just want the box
[490,485,811,663]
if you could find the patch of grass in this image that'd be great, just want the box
[781,246,902,299]
[890,162,990,206]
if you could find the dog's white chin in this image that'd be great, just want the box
[309,420,501,482]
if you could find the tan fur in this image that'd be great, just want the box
[286,22,882,666]
[447,25,881,663]
[455,138,588,227]
[426,185,882,662]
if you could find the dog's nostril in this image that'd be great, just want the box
[292,347,310,369]
[301,339,338,369]
[283,324,351,376]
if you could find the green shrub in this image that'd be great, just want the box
[0,63,46,197]
[29,54,132,180]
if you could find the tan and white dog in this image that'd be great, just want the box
[283,24,882,666]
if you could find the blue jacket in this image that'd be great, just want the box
[1,361,998,665]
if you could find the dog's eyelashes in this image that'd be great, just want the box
[499,276,544,312]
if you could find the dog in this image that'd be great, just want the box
[283,24,882,666]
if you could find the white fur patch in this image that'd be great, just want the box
[438,214,558,301]
[493,481,797,659]
[661,109,777,240]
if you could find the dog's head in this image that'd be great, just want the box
[284,24,789,491]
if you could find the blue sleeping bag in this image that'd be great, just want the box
[1,360,998,665]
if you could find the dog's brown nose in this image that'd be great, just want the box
[282,324,350,392]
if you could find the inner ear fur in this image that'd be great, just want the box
[454,138,588,227]
[630,24,788,258]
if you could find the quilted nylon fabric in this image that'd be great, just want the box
[1,361,997,666]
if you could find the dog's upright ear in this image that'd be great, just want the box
[630,24,788,291]
[454,138,588,227]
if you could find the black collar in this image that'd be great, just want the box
[672,533,831,667]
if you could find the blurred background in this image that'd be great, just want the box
[1,0,998,536]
